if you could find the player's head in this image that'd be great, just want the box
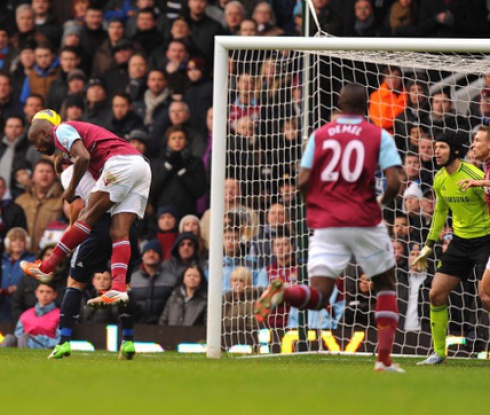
[28,119,56,155]
[434,132,465,167]
[471,126,490,162]
[338,83,367,115]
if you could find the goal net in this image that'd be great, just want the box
[206,36,490,359]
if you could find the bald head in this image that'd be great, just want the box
[338,83,367,115]
[28,120,56,155]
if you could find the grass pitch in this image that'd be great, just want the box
[0,350,487,415]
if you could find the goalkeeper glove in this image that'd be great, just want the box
[411,246,432,271]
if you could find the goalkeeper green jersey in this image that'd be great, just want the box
[427,160,490,242]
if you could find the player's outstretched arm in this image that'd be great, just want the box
[458,178,490,191]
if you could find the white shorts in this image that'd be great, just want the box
[92,155,151,219]
[307,223,395,279]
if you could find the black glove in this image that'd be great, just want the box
[169,151,184,170]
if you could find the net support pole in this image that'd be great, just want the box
[206,39,228,359]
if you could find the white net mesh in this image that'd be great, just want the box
[217,41,490,357]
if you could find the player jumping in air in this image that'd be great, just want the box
[413,131,490,365]
[254,83,404,373]
[20,114,151,307]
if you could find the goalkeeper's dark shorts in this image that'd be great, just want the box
[437,233,490,281]
[70,214,141,284]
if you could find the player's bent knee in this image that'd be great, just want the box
[429,289,447,306]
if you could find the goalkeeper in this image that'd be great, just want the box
[413,132,490,365]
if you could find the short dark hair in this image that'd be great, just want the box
[113,92,132,105]
[33,158,55,172]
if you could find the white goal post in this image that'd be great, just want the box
[207,36,490,359]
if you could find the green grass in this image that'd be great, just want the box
[0,350,488,415]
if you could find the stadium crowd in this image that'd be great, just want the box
[0,0,489,351]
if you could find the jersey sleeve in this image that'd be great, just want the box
[300,132,316,169]
[427,176,449,243]
[379,129,402,170]
[55,124,81,152]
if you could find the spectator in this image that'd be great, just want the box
[150,40,190,96]
[1,227,35,323]
[249,203,288,268]
[403,152,421,185]
[79,270,119,324]
[126,0,162,38]
[109,92,144,137]
[153,205,179,261]
[79,6,107,73]
[158,264,207,326]
[0,116,31,198]
[82,78,112,128]
[133,69,171,133]
[46,47,81,112]
[187,0,226,72]
[220,222,267,293]
[165,101,208,157]
[61,93,84,122]
[469,89,490,130]
[15,158,63,251]
[389,0,419,37]
[183,57,213,134]
[344,267,376,327]
[102,39,136,98]
[0,282,60,349]
[130,7,164,57]
[263,226,297,330]
[0,74,24,130]
[418,0,467,38]
[223,1,246,35]
[0,27,16,74]
[58,69,86,117]
[222,266,263,348]
[165,16,199,56]
[131,239,175,324]
[149,125,207,218]
[126,52,149,103]
[238,18,258,36]
[11,4,49,52]
[393,77,430,154]
[418,135,435,188]
[23,94,45,126]
[200,177,259,247]
[178,214,208,261]
[126,128,149,156]
[397,243,431,332]
[252,1,285,36]
[229,72,260,130]
[346,0,386,37]
[21,42,60,103]
[0,176,28,253]
[369,65,407,135]
[11,244,66,322]
[161,231,204,291]
[32,0,62,47]
[392,212,410,241]
[402,182,424,242]
[92,17,126,78]
[11,42,37,99]
[427,90,470,139]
